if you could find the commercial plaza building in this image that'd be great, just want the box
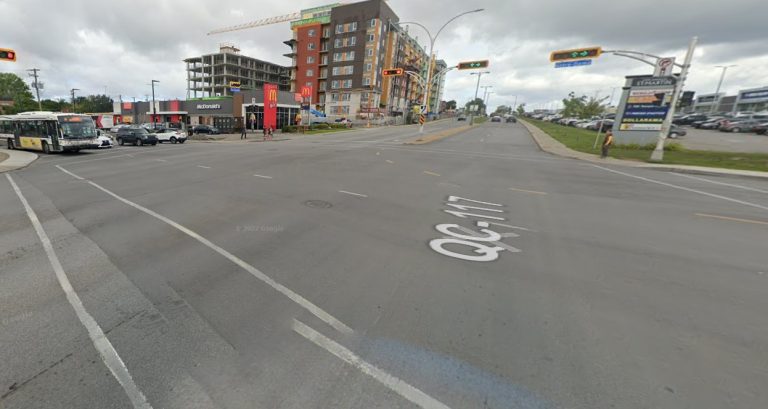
[185,44,291,98]
[691,85,768,113]
[284,0,444,118]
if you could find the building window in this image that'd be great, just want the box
[306,81,313,87]
[347,51,355,60]
[334,38,341,48]
[306,69,314,77]
[332,66,339,75]
[323,27,330,37]
[331,80,339,89]
[363,77,371,86]
[333,53,342,62]
[369,18,376,28]
[366,48,373,57]
[336,24,343,34]
[308,29,316,37]
[330,93,339,102]
[367,34,375,42]
[341,93,351,101]
[308,42,316,50]
[321,55,328,64]
[307,56,315,64]
[349,36,356,46]
[351,22,358,31]
[365,63,372,72]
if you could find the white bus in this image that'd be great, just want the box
[2,111,99,153]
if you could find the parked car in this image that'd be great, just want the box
[506,116,517,123]
[192,124,221,134]
[673,114,709,125]
[335,118,352,124]
[153,128,187,144]
[116,127,158,146]
[699,117,731,130]
[110,124,130,133]
[94,134,114,148]
[585,119,614,132]
[668,124,687,139]
[491,116,502,122]
[692,116,723,128]
[457,115,467,121]
[752,122,768,135]
[719,119,764,133]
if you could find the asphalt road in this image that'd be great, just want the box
[2,119,767,409]
[676,126,768,153]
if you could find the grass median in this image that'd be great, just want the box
[526,118,768,172]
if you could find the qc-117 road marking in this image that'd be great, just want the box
[429,196,528,262]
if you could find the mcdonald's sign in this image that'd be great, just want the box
[300,85,312,98]
[263,83,278,130]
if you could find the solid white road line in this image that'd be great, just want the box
[592,165,768,211]
[253,174,273,179]
[338,190,368,198]
[508,187,548,195]
[672,173,768,194]
[695,213,768,226]
[55,166,353,335]
[292,319,451,409]
[6,174,152,409]
[423,171,441,177]
[196,165,211,169]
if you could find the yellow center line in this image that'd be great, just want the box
[695,213,768,226]
[423,171,441,177]
[508,187,548,195]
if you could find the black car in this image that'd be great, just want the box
[192,124,221,134]
[490,116,502,122]
[673,114,709,125]
[506,116,517,123]
[116,127,158,146]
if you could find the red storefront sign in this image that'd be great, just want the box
[294,93,303,102]
[300,86,312,99]
[263,83,278,130]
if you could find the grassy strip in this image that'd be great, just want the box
[473,116,488,124]
[527,119,768,172]
[303,128,354,135]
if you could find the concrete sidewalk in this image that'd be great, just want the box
[520,119,768,180]
[0,149,38,173]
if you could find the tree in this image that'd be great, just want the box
[445,100,457,110]
[516,103,526,115]
[74,94,113,113]
[493,105,510,115]
[561,92,607,119]
[464,98,486,114]
[0,73,36,114]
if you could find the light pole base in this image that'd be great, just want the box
[649,149,665,162]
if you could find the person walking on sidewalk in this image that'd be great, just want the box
[601,129,614,159]
[240,125,246,140]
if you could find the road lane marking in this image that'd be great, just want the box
[6,174,153,409]
[508,187,548,195]
[55,166,353,335]
[253,174,273,179]
[376,152,380,155]
[196,165,211,169]
[672,173,768,194]
[488,222,536,232]
[695,213,768,226]
[64,154,133,166]
[386,159,394,164]
[437,182,460,188]
[592,165,768,211]
[423,171,441,177]
[154,159,168,162]
[292,319,451,409]
[339,190,368,198]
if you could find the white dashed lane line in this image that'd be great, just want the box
[338,190,368,198]
[196,165,211,169]
[253,174,273,179]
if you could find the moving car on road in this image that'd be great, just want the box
[457,115,467,121]
[116,127,158,146]
[491,116,502,122]
[153,128,187,144]
[94,134,114,148]
[506,116,517,123]
[192,124,221,135]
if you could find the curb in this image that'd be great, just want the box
[403,125,473,145]
[519,119,768,180]
[0,148,38,173]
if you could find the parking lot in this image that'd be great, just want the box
[676,127,768,153]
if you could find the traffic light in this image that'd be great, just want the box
[457,60,489,70]
[382,68,404,76]
[550,47,602,62]
[0,48,16,62]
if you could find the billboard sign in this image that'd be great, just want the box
[263,83,278,130]
[620,77,675,131]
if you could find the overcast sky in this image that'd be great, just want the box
[1,0,766,111]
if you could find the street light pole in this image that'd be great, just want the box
[481,85,493,114]
[469,70,489,124]
[151,80,159,129]
[650,36,697,162]
[397,8,483,133]
[512,95,518,115]
[710,65,736,114]
[27,68,42,111]
[70,88,80,113]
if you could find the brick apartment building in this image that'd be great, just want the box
[285,0,444,118]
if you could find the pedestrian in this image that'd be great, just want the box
[263,127,268,142]
[240,124,246,140]
[601,129,614,159]
[268,126,274,140]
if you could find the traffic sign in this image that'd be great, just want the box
[229,81,241,88]
[382,68,404,76]
[654,57,675,77]
[550,47,602,62]
[0,48,16,62]
[457,60,489,70]
[554,59,592,68]
[419,114,425,125]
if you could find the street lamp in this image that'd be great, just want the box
[710,65,737,114]
[396,8,484,133]
[481,85,493,115]
[469,71,490,121]
[70,88,80,113]
[151,80,159,129]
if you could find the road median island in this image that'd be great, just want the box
[521,118,768,176]
[0,148,38,173]
[403,125,472,145]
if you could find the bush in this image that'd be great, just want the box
[311,123,331,130]
[282,125,297,133]
[665,142,684,152]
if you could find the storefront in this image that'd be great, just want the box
[734,86,768,113]
[243,104,301,130]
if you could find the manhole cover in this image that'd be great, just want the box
[303,200,333,209]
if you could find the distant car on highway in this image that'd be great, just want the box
[192,124,221,135]
[116,127,158,146]
[719,119,763,133]
[506,116,517,123]
[153,128,187,144]
[491,116,502,122]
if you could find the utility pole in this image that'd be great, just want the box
[650,36,697,162]
[469,71,489,124]
[481,85,493,114]
[512,95,518,114]
[710,65,736,114]
[151,80,159,129]
[70,88,80,113]
[27,68,42,110]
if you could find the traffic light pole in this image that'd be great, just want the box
[650,37,697,162]
[469,71,488,125]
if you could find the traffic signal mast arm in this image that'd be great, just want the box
[601,49,685,68]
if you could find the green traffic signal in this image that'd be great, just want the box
[457,60,490,70]
[550,47,602,62]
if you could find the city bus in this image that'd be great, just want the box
[2,112,99,153]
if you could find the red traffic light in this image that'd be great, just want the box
[382,68,404,76]
[0,48,17,62]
